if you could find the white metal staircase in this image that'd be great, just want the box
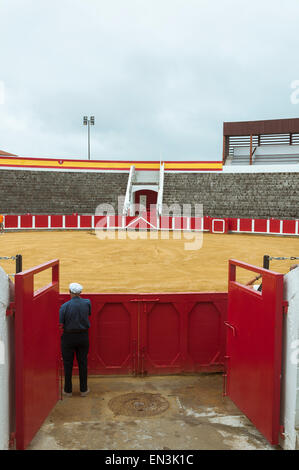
[122,163,165,216]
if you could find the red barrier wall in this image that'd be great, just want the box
[59,292,227,375]
[2,214,299,236]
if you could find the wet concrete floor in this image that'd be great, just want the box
[28,374,276,450]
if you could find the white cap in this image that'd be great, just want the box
[69,282,83,294]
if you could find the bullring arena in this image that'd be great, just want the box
[1,118,299,451]
[2,231,299,293]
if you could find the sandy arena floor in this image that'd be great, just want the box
[0,230,299,292]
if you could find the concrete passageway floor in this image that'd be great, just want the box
[28,374,275,450]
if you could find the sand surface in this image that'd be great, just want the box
[1,230,298,293]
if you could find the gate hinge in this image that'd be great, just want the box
[280,425,286,440]
[8,432,16,449]
[282,301,288,315]
[6,302,15,317]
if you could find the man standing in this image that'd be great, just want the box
[59,283,91,397]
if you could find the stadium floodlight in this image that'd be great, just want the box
[82,115,95,160]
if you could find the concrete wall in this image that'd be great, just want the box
[280,267,299,449]
[0,267,14,450]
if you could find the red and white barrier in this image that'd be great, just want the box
[2,214,299,236]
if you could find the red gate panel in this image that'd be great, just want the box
[15,260,60,450]
[140,299,181,374]
[59,292,227,376]
[59,294,139,375]
[226,259,284,445]
[139,294,227,374]
[88,296,138,375]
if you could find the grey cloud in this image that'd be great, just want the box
[0,0,299,160]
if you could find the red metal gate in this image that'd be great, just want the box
[59,292,228,375]
[15,260,60,450]
[225,259,284,445]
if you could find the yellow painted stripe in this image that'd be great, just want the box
[0,157,222,171]
[164,162,222,169]
[0,158,158,170]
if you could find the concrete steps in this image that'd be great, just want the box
[163,173,299,219]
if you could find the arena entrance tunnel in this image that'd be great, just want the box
[10,257,290,450]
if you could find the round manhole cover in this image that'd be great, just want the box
[108,392,169,417]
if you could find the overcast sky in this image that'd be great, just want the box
[0,0,299,161]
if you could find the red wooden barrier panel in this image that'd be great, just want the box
[239,218,252,232]
[226,259,284,445]
[94,215,108,228]
[269,219,281,233]
[79,215,93,229]
[190,217,203,231]
[283,220,296,235]
[50,215,63,228]
[254,218,268,233]
[65,214,78,228]
[35,215,49,228]
[15,260,60,450]
[20,214,32,228]
[4,215,18,228]
[210,218,229,233]
[59,292,227,376]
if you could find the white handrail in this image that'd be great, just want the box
[123,165,135,215]
[157,162,165,216]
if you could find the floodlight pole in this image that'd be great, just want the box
[88,119,91,160]
[83,116,95,160]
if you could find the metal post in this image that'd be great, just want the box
[16,254,22,273]
[88,119,90,160]
[83,115,94,160]
[222,135,226,164]
[263,255,270,270]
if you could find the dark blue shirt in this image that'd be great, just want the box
[59,297,91,331]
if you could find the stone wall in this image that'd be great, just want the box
[1,169,299,219]
[0,170,128,214]
[163,172,299,219]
